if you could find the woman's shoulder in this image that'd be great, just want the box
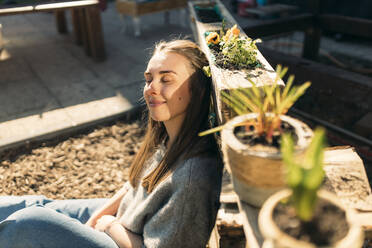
[171,154,223,187]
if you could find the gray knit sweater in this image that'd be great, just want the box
[116,147,223,248]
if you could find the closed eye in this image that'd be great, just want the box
[161,76,173,83]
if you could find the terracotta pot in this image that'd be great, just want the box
[258,189,364,248]
[221,113,313,207]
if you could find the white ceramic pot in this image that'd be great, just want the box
[221,113,313,207]
[258,189,364,248]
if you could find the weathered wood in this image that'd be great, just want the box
[207,225,220,248]
[188,0,372,244]
[244,3,298,17]
[189,0,284,124]
[55,10,68,34]
[71,9,83,45]
[80,8,91,56]
[259,46,372,109]
[302,25,321,60]
[243,14,313,39]
[319,14,372,39]
[115,0,186,17]
[85,6,105,61]
[237,199,262,248]
[323,146,372,211]
[302,0,321,60]
[236,147,372,246]
[0,0,105,62]
[0,0,99,16]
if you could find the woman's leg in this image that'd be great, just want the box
[0,195,52,222]
[0,196,107,223]
[45,198,108,223]
[0,206,119,248]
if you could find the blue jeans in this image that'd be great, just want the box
[0,195,120,248]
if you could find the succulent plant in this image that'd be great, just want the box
[281,128,326,221]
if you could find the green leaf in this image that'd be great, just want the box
[281,74,295,100]
[302,128,326,189]
[279,66,288,79]
[198,125,225,136]
[292,187,318,221]
[281,133,302,187]
[221,92,246,115]
[223,89,257,113]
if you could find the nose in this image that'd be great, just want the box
[145,79,160,96]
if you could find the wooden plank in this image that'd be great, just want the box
[237,199,262,248]
[0,0,99,16]
[115,0,186,17]
[189,0,284,124]
[55,10,68,34]
[259,46,372,109]
[302,25,321,60]
[242,14,313,38]
[71,9,83,45]
[319,14,372,39]
[80,8,91,56]
[115,0,137,16]
[85,6,105,61]
[236,147,372,247]
[301,0,321,60]
[323,146,372,211]
[244,4,298,17]
[35,0,98,10]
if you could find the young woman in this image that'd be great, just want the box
[0,39,223,248]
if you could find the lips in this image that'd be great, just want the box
[148,99,166,107]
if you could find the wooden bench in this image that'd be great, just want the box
[245,3,298,18]
[115,0,187,37]
[0,0,105,61]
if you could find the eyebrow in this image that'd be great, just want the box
[144,70,177,76]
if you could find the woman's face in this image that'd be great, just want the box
[144,52,193,123]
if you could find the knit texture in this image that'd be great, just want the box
[116,148,223,248]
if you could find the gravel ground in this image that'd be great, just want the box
[0,120,145,199]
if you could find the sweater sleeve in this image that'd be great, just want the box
[142,157,222,248]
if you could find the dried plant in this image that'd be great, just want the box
[281,128,326,221]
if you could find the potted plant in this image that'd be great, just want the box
[258,128,364,248]
[205,23,262,71]
[189,4,284,123]
[200,64,313,206]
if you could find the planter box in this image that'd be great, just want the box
[188,0,284,124]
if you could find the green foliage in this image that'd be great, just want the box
[210,65,311,143]
[205,24,262,68]
[281,128,326,221]
[220,36,261,68]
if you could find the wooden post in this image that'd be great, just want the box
[55,10,68,34]
[85,6,105,61]
[80,8,91,56]
[302,0,321,60]
[71,9,83,45]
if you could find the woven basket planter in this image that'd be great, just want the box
[258,189,364,248]
[221,113,313,207]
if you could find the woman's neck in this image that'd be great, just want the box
[163,113,186,149]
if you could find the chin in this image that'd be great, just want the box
[150,114,169,122]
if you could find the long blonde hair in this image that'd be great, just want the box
[128,40,219,193]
